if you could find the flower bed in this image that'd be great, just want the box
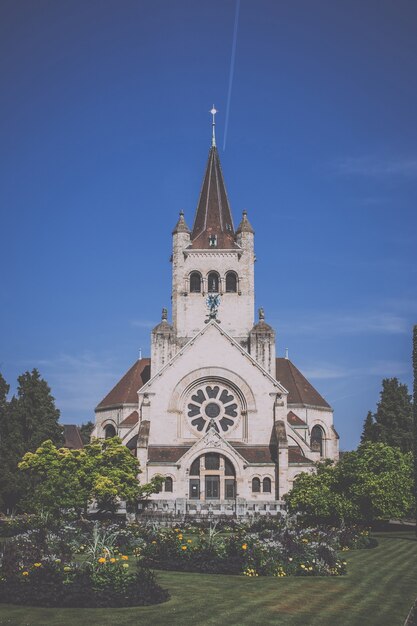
[0,524,168,608]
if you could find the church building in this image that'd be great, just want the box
[92,112,339,516]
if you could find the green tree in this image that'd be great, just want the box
[285,443,414,525]
[18,437,163,516]
[373,378,413,452]
[79,420,94,445]
[16,369,63,451]
[360,410,377,444]
[0,369,63,512]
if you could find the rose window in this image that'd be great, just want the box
[187,385,239,433]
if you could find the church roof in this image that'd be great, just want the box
[190,146,237,249]
[276,358,331,409]
[96,358,151,410]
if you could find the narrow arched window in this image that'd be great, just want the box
[225,271,237,293]
[164,477,173,492]
[207,272,219,293]
[311,425,324,456]
[190,457,200,476]
[263,477,271,493]
[252,477,261,493]
[104,424,116,439]
[190,272,201,293]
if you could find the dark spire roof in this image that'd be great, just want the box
[190,146,237,249]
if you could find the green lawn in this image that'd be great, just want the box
[0,532,416,626]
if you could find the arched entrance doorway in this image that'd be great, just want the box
[188,453,236,501]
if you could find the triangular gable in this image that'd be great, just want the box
[177,426,249,467]
[139,320,288,396]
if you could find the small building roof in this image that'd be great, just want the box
[63,424,84,450]
[96,358,151,410]
[276,358,331,409]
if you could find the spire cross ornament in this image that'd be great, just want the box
[210,105,218,147]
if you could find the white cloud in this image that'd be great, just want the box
[130,319,154,329]
[30,352,125,422]
[332,155,417,177]
[275,311,409,337]
[302,359,409,381]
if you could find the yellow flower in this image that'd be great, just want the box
[187,539,192,543]
[174,528,179,532]
[242,543,247,550]
[110,558,116,563]
[301,538,308,543]
[98,557,106,563]
[33,563,42,568]
[64,566,71,572]
[55,559,61,564]
[151,540,157,544]
[22,571,29,576]
[121,555,129,561]
[177,534,183,540]
[122,563,129,568]
[181,545,187,551]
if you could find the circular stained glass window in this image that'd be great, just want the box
[187,384,239,433]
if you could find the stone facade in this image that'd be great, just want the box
[93,133,339,516]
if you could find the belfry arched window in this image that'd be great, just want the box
[252,477,261,493]
[190,272,201,293]
[225,271,237,293]
[311,425,324,456]
[104,424,116,439]
[207,271,219,293]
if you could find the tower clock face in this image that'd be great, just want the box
[186,384,240,434]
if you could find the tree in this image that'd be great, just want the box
[0,369,63,513]
[18,437,163,516]
[360,410,377,444]
[79,421,94,446]
[285,443,414,525]
[369,378,413,452]
[16,369,63,451]
[413,325,417,537]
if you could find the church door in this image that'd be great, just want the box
[205,475,220,499]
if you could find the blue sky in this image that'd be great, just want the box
[0,0,416,450]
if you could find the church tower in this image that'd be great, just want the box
[171,108,255,354]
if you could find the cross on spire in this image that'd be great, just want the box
[210,105,218,147]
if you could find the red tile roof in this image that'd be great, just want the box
[63,424,84,450]
[232,445,274,463]
[190,146,237,249]
[148,446,191,463]
[96,359,151,410]
[276,358,331,409]
[287,410,307,427]
[119,410,139,428]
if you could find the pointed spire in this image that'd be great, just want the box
[191,109,236,249]
[236,210,254,234]
[172,210,190,235]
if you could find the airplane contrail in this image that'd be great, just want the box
[223,0,240,151]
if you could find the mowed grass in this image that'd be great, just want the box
[0,532,416,626]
